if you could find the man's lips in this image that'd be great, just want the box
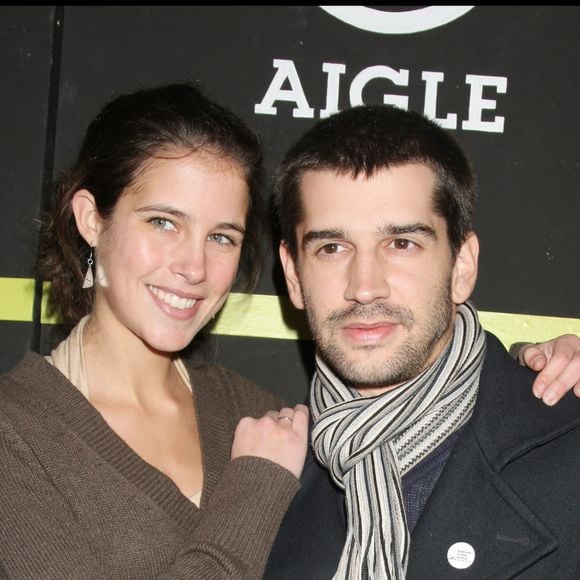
[342,321,398,343]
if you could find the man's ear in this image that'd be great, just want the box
[71,189,102,246]
[451,232,479,304]
[279,242,305,310]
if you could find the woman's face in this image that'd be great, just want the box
[91,152,249,353]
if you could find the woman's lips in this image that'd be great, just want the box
[147,284,202,320]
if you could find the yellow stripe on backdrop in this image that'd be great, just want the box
[0,277,579,348]
[0,277,38,322]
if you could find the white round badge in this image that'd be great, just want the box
[447,541,476,569]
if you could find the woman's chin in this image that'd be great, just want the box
[141,330,198,356]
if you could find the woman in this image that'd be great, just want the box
[0,83,308,579]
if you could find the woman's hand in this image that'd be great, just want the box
[519,334,580,405]
[231,404,310,479]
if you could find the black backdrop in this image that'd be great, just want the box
[1,6,578,403]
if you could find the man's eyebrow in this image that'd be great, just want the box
[301,224,437,246]
[380,223,438,239]
[301,228,347,249]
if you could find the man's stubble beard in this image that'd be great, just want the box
[304,278,454,390]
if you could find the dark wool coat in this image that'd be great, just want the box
[265,333,580,579]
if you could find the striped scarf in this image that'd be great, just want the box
[310,302,486,579]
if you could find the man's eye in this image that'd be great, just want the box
[149,217,177,231]
[319,243,342,255]
[391,238,415,250]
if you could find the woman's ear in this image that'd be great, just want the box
[71,189,101,246]
[451,232,479,304]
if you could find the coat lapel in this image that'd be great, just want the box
[408,333,580,579]
[407,425,557,579]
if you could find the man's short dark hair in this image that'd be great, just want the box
[274,104,477,259]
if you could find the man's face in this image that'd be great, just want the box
[280,163,478,395]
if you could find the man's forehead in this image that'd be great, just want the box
[297,163,438,221]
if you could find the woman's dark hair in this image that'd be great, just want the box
[39,83,265,326]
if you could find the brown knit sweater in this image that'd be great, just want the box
[0,352,300,579]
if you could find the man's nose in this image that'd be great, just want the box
[344,249,390,305]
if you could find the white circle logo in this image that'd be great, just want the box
[319,6,475,35]
[447,541,476,569]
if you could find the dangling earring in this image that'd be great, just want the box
[82,248,94,289]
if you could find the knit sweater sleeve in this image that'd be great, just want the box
[161,457,300,579]
[0,413,299,580]
[0,416,105,577]
[159,362,300,579]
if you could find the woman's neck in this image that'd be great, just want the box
[81,313,185,410]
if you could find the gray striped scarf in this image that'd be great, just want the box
[310,302,486,579]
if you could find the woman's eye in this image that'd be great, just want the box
[149,217,177,231]
[208,233,235,246]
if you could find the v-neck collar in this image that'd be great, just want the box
[6,352,235,533]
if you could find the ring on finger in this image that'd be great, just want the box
[277,415,293,423]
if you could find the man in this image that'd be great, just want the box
[265,105,580,579]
